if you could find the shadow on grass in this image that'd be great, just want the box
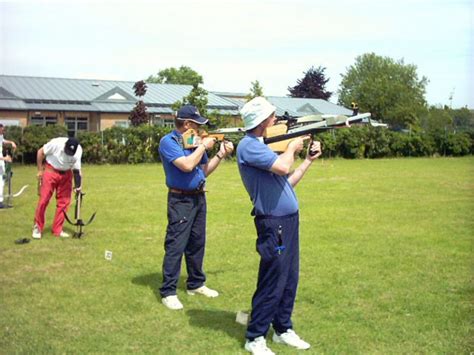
[186,308,243,343]
[131,272,188,303]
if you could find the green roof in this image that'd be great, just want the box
[0,75,239,114]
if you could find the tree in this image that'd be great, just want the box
[147,66,208,121]
[246,80,264,101]
[338,53,428,128]
[451,107,474,132]
[129,80,149,126]
[288,66,332,100]
[185,85,209,117]
[171,84,209,119]
[146,66,203,87]
[420,106,453,133]
[133,80,147,97]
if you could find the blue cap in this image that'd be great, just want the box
[176,105,208,125]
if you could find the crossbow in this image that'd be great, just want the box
[3,160,28,208]
[63,191,97,238]
[212,112,383,152]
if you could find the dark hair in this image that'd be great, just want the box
[174,118,185,128]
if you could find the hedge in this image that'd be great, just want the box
[2,124,472,164]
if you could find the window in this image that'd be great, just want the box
[65,116,88,137]
[114,120,130,128]
[30,116,57,126]
[153,116,174,128]
[0,119,20,126]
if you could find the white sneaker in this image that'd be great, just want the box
[32,224,42,239]
[244,336,275,354]
[162,295,183,310]
[56,231,70,238]
[187,285,219,298]
[272,329,310,350]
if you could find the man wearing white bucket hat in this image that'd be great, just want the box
[237,97,321,354]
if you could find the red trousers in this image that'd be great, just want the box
[34,169,72,235]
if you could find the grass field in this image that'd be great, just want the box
[1,157,473,354]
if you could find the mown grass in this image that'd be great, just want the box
[1,157,473,354]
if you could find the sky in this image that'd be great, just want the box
[0,0,472,108]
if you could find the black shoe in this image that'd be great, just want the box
[15,238,31,244]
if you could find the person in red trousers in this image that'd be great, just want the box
[32,137,82,239]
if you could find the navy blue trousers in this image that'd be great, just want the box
[246,212,300,340]
[159,192,207,297]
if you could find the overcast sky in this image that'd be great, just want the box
[1,0,472,108]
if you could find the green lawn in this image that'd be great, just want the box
[1,157,473,354]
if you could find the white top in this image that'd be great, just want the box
[0,135,4,172]
[44,137,82,171]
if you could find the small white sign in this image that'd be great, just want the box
[105,250,113,261]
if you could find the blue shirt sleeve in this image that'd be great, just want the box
[159,135,184,163]
[160,134,209,165]
[240,138,277,171]
[200,151,209,165]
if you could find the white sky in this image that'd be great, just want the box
[1,0,472,108]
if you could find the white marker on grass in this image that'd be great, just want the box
[105,250,113,261]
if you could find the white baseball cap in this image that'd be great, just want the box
[240,97,276,131]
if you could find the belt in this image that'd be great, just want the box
[44,163,68,175]
[254,211,299,220]
[169,188,205,195]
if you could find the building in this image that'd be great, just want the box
[0,75,239,136]
[0,75,355,136]
[213,92,353,117]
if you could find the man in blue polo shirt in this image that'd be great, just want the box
[159,104,233,310]
[237,97,322,354]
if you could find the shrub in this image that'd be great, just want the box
[76,131,108,164]
[364,126,392,158]
[11,123,473,164]
[445,132,472,156]
[317,131,339,158]
[20,125,68,163]
[337,127,366,159]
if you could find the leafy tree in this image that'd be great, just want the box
[171,84,209,120]
[185,85,208,116]
[420,106,453,133]
[246,80,264,101]
[288,66,332,100]
[146,66,203,87]
[420,105,474,142]
[338,53,428,128]
[147,66,208,121]
[451,107,474,132]
[133,80,147,97]
[129,101,149,126]
[129,80,149,126]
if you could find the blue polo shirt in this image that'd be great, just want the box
[237,134,298,216]
[159,130,208,190]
